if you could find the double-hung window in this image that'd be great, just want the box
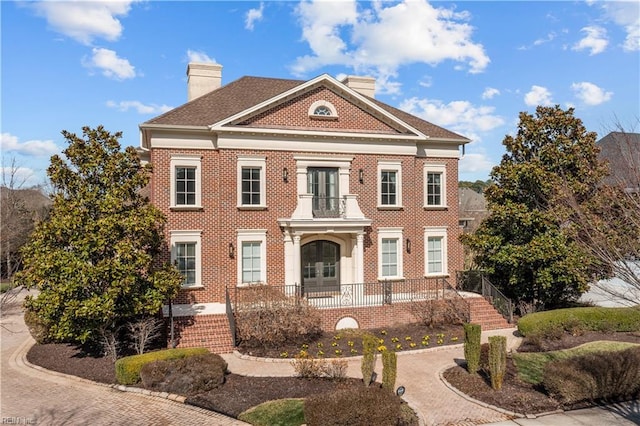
[424,164,446,208]
[170,230,202,288]
[170,155,202,208]
[378,161,402,208]
[237,157,266,208]
[424,227,448,276]
[378,228,404,280]
[237,230,267,285]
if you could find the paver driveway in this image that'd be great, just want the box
[1,291,247,426]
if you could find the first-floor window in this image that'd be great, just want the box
[381,238,398,277]
[378,227,403,279]
[176,242,196,286]
[424,227,447,276]
[427,237,443,274]
[171,230,202,287]
[237,229,267,285]
[242,241,262,283]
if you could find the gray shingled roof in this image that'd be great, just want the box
[144,75,469,141]
[597,132,640,189]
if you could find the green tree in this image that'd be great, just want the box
[16,126,182,344]
[461,106,609,309]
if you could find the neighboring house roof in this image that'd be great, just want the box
[458,187,488,233]
[143,75,468,142]
[597,132,640,189]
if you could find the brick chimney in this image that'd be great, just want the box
[342,75,376,98]
[187,62,223,101]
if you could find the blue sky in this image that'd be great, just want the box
[2,0,639,187]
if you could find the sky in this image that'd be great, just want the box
[2,0,639,188]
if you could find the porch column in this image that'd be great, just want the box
[356,232,365,283]
[293,234,301,285]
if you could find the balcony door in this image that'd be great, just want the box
[301,240,340,294]
[308,168,339,217]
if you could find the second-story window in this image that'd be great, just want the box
[176,167,196,206]
[242,167,261,205]
[378,161,402,208]
[237,156,266,209]
[381,171,397,205]
[170,155,202,208]
[424,164,447,208]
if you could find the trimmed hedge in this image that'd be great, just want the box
[463,323,481,374]
[517,306,640,338]
[543,347,640,404]
[115,347,209,385]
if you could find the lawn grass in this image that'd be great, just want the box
[0,281,13,293]
[512,341,640,384]
[238,398,305,426]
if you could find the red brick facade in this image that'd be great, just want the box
[144,74,468,353]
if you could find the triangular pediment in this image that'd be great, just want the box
[210,75,425,139]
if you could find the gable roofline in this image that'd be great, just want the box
[209,73,429,139]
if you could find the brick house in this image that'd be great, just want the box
[140,63,474,353]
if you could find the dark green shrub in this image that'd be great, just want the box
[235,286,322,349]
[24,309,51,344]
[488,336,507,390]
[361,333,378,386]
[304,386,403,426]
[518,307,640,337]
[382,350,397,392]
[139,353,227,396]
[463,323,481,374]
[115,347,209,385]
[543,347,640,404]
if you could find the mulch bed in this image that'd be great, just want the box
[236,323,465,358]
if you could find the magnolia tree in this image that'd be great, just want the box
[462,106,609,309]
[16,126,182,344]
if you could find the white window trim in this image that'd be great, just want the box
[237,229,267,286]
[424,226,448,277]
[423,164,447,209]
[377,227,404,280]
[170,155,202,209]
[308,100,338,118]
[170,230,203,288]
[378,160,402,209]
[237,156,267,209]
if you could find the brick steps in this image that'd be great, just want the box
[467,297,511,331]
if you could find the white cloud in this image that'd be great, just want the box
[30,0,137,45]
[292,0,489,93]
[459,153,495,175]
[572,26,608,55]
[83,48,136,80]
[524,85,553,107]
[187,50,216,63]
[534,31,557,46]
[481,87,500,100]
[600,2,640,51]
[571,82,613,106]
[245,2,265,31]
[1,133,59,157]
[106,100,173,114]
[399,97,505,142]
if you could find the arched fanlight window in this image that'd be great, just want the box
[313,105,332,116]
[308,100,338,118]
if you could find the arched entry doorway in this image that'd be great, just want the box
[301,240,340,294]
